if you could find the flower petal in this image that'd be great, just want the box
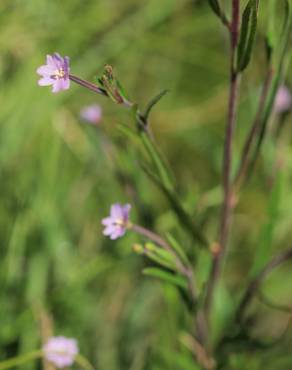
[102,217,113,226]
[103,225,116,236]
[46,54,55,67]
[51,79,69,93]
[61,78,70,90]
[37,65,56,77]
[122,204,131,220]
[38,77,55,86]
[110,227,125,240]
[110,203,123,220]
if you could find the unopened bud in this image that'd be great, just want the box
[132,244,144,254]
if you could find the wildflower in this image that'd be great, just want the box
[80,104,102,125]
[102,203,131,240]
[274,86,292,113]
[37,53,70,93]
[43,336,78,368]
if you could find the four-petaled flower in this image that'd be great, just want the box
[102,203,131,240]
[37,53,70,93]
[43,336,79,369]
[80,104,102,125]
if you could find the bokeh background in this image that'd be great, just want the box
[1,0,292,369]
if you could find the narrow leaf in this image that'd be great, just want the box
[142,267,188,289]
[117,123,140,142]
[145,243,177,270]
[208,0,228,25]
[143,89,168,121]
[237,0,258,72]
[145,251,175,270]
[165,233,189,266]
[208,0,221,16]
[140,131,174,191]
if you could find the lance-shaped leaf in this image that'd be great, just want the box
[117,123,140,142]
[144,243,178,271]
[237,0,258,72]
[143,89,168,122]
[208,0,228,26]
[140,131,175,191]
[142,267,188,289]
[165,233,189,266]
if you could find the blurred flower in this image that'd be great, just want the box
[102,203,131,240]
[80,104,102,125]
[274,86,292,113]
[37,53,70,93]
[43,336,78,368]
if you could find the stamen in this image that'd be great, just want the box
[54,68,65,79]
[114,219,124,226]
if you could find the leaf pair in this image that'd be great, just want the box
[208,0,258,72]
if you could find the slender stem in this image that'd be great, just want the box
[230,0,240,51]
[204,0,241,319]
[0,350,42,370]
[234,68,274,190]
[236,248,292,323]
[69,74,108,96]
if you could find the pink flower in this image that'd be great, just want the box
[102,203,131,240]
[80,104,102,125]
[43,336,78,368]
[274,86,292,113]
[37,53,70,93]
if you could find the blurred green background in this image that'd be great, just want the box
[1,0,292,369]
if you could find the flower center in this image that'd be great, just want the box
[54,68,65,79]
[114,218,125,227]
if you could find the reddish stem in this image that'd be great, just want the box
[205,0,241,319]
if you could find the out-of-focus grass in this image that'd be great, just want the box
[0,0,292,369]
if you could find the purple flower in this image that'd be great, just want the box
[37,53,70,93]
[102,203,131,240]
[274,86,292,113]
[80,104,102,125]
[43,336,78,368]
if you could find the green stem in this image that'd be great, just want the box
[0,350,42,370]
